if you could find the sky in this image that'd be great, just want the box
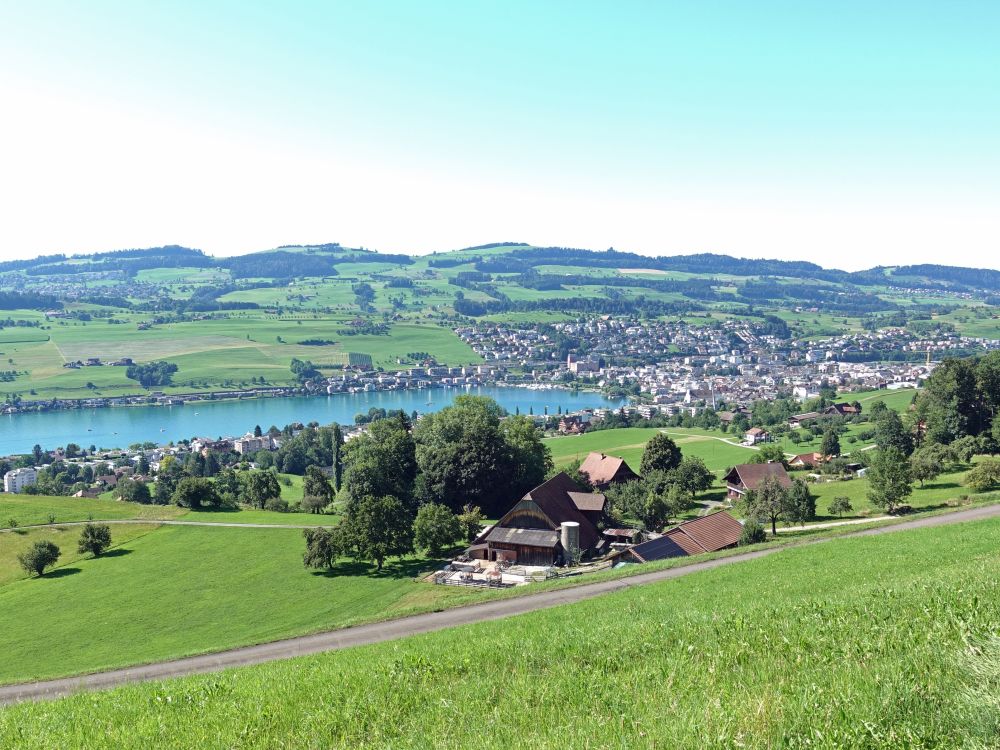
[1,1,998,270]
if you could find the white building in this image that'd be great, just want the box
[233,435,271,455]
[4,467,38,493]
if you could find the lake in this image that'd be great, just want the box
[0,387,623,455]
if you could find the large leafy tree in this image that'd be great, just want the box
[866,447,913,513]
[874,410,914,456]
[783,478,816,526]
[77,522,112,557]
[414,396,549,516]
[342,415,417,508]
[640,433,682,475]
[340,495,413,571]
[239,469,281,510]
[172,477,221,510]
[302,527,340,571]
[18,540,60,577]
[669,456,714,500]
[413,503,463,557]
[742,474,788,536]
[819,429,841,458]
[302,466,334,513]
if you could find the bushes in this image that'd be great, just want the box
[739,518,766,546]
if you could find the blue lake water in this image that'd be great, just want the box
[0,387,623,455]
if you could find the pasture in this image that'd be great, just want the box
[3,516,997,748]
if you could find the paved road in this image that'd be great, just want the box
[2,502,999,706]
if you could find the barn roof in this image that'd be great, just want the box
[628,511,743,562]
[485,527,560,548]
[568,491,606,513]
[578,452,636,486]
[724,462,792,490]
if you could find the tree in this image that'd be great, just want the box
[501,415,554,498]
[965,458,1000,493]
[874,411,914,456]
[783,478,816,526]
[343,416,417,507]
[457,504,485,543]
[640,433,682,475]
[172,477,220,510]
[302,466,334,513]
[77,522,112,557]
[866,447,913,513]
[669,456,714,499]
[302,527,340,570]
[828,496,854,517]
[749,444,788,467]
[239,469,281,509]
[413,503,463,557]
[136,454,150,475]
[340,495,414,571]
[739,518,766,546]
[117,478,151,504]
[414,396,549,516]
[742,474,788,536]
[819,429,841,458]
[65,443,81,459]
[910,445,945,487]
[254,424,263,438]
[331,423,345,491]
[32,444,45,464]
[18,540,60,577]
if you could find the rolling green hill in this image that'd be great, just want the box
[2,516,997,749]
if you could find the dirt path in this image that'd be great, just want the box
[2,502,999,706]
[0,518,333,533]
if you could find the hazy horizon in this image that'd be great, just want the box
[2,2,997,270]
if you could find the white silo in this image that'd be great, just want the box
[561,521,580,563]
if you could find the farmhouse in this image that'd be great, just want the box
[788,411,822,429]
[824,403,861,417]
[744,427,770,445]
[577,451,639,489]
[724,462,792,500]
[789,452,827,468]
[616,511,743,563]
[469,473,606,566]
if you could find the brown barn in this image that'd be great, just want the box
[471,473,606,566]
[578,451,639,489]
[618,511,744,563]
[724,463,792,500]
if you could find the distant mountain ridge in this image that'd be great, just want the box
[3,242,1000,291]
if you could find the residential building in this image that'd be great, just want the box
[3,467,38,493]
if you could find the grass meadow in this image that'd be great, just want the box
[0,524,475,685]
[2,517,998,749]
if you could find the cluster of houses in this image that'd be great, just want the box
[438,450,797,587]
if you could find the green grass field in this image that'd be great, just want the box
[546,426,760,474]
[0,494,186,527]
[3,516,997,749]
[0,524,478,685]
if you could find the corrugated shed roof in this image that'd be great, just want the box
[627,534,690,562]
[485,527,560,548]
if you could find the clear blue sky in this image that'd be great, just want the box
[1,1,998,269]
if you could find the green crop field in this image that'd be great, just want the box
[3,517,998,749]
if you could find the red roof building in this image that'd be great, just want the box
[723,463,792,500]
[578,451,639,489]
[619,511,744,563]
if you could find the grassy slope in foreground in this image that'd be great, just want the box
[4,518,1000,749]
[0,524,475,685]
